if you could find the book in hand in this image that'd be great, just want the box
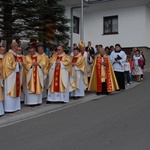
[115,55,122,61]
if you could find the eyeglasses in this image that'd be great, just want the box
[29,51,35,53]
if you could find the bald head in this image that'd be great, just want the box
[56,46,64,55]
[11,42,18,52]
[37,46,44,55]
[100,48,106,56]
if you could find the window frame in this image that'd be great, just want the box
[73,16,80,34]
[103,15,118,35]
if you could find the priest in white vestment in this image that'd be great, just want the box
[109,44,127,90]
[23,46,47,106]
[70,47,88,99]
[47,46,76,103]
[16,47,25,103]
[78,41,93,81]
[2,42,21,112]
[37,45,49,99]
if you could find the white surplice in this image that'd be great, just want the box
[82,51,93,77]
[47,61,75,103]
[24,66,44,105]
[0,102,4,116]
[42,74,48,99]
[17,54,25,102]
[71,66,86,97]
[4,56,21,112]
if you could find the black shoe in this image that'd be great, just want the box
[60,101,66,104]
[74,97,79,100]
[46,101,51,104]
[116,89,121,91]
[96,92,101,95]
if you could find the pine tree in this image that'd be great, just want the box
[0,0,70,49]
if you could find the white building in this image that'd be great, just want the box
[61,0,150,68]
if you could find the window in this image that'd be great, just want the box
[103,15,118,35]
[73,16,80,34]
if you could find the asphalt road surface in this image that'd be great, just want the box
[0,72,150,150]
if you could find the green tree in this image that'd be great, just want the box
[0,0,70,49]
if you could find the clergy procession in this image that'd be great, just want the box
[0,40,145,117]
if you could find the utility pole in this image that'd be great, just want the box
[80,0,84,41]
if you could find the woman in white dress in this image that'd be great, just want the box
[132,49,143,82]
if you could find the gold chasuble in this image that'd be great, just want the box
[17,55,25,85]
[40,53,49,75]
[0,55,4,101]
[88,55,119,92]
[23,53,46,94]
[54,56,62,92]
[2,50,21,97]
[0,55,3,71]
[72,53,88,89]
[48,52,76,92]
[17,55,24,62]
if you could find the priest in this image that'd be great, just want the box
[16,47,25,103]
[78,40,93,83]
[88,48,119,94]
[23,46,46,106]
[2,42,21,112]
[71,47,88,99]
[47,45,76,103]
[37,45,49,99]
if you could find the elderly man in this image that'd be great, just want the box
[2,42,21,112]
[23,46,46,106]
[79,40,93,83]
[71,47,88,99]
[47,45,76,103]
[37,45,49,99]
[88,48,119,94]
[16,47,25,103]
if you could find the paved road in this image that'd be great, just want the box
[0,72,150,150]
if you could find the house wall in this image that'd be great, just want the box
[142,7,150,69]
[84,6,148,48]
[64,6,80,47]
[65,5,150,48]
[72,9,81,45]
[145,6,150,48]
[65,5,150,68]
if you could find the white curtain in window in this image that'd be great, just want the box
[112,18,118,32]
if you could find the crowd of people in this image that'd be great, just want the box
[0,40,146,117]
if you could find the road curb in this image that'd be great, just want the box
[0,80,141,128]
